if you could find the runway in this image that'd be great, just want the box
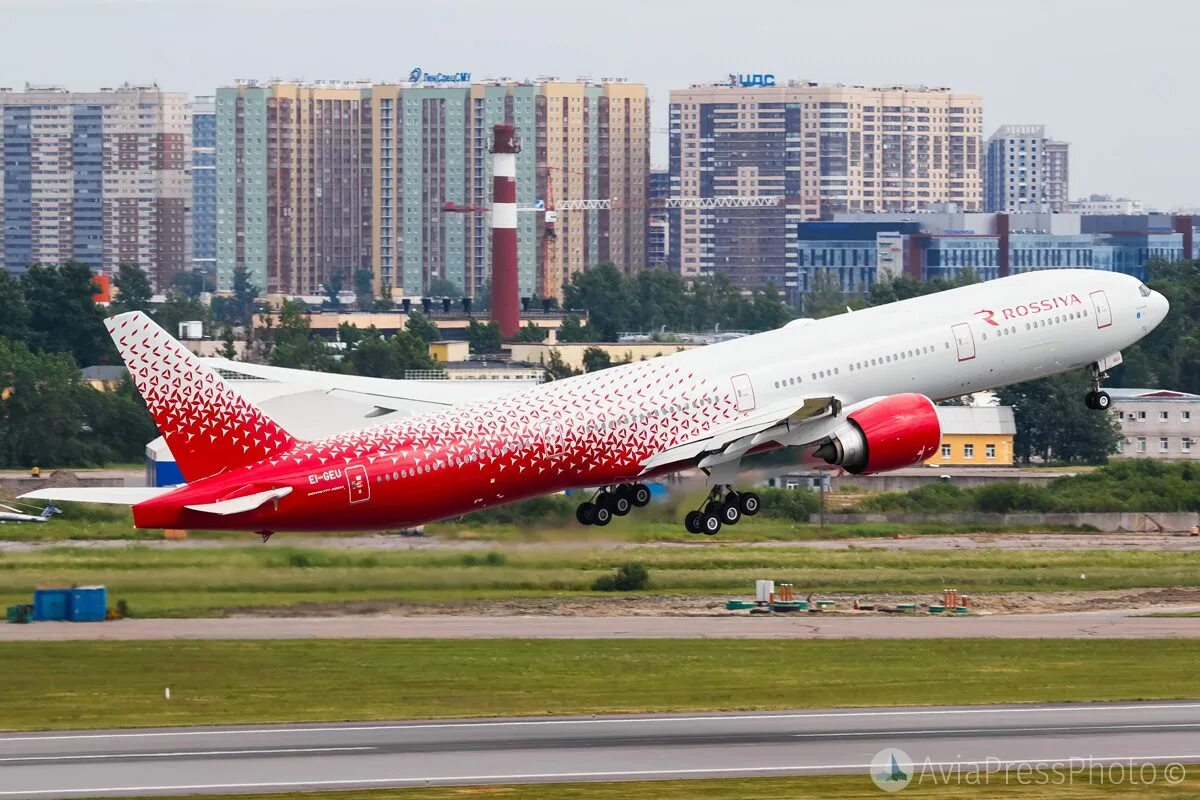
[3,607,1200,641]
[2,702,1198,797]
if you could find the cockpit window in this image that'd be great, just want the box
[1139,283,1152,297]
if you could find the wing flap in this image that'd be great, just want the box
[184,487,293,516]
[640,396,839,473]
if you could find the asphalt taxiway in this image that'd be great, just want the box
[1,702,1198,797]
[2,607,1199,641]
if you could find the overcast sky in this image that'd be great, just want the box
[0,0,1192,208]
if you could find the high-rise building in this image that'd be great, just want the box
[0,83,191,287]
[367,79,649,301]
[984,125,1070,213]
[669,81,983,299]
[647,168,670,268]
[190,96,216,280]
[216,82,369,294]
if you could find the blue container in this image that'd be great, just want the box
[69,586,107,623]
[33,588,71,621]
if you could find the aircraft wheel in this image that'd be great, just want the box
[1084,391,1097,409]
[684,510,703,534]
[701,513,722,536]
[611,494,632,516]
[576,502,596,526]
[1093,391,1112,411]
[739,492,761,516]
[614,483,634,501]
[630,484,652,507]
[593,505,613,526]
[720,501,741,526]
[705,499,724,516]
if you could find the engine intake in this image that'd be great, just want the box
[814,393,941,475]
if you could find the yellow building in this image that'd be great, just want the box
[925,406,1016,466]
[428,340,470,363]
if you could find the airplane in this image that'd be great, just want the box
[23,269,1168,538]
[0,502,58,524]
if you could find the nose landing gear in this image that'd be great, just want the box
[684,486,761,536]
[575,483,653,527]
[1084,364,1112,411]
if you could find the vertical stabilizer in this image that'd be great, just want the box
[105,312,299,481]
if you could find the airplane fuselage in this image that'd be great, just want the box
[131,269,1166,532]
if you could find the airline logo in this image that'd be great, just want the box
[975,293,1083,326]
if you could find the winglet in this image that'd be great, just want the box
[105,312,300,481]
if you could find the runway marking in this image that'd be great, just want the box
[3,754,1199,795]
[0,746,374,763]
[793,722,1200,738]
[3,703,1200,743]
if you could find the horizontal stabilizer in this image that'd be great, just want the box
[184,487,293,516]
[19,487,178,505]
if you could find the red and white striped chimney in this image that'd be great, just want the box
[490,124,519,338]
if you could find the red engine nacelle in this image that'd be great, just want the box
[813,393,942,475]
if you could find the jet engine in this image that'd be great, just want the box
[812,393,941,475]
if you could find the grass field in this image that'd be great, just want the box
[93,772,1200,799]
[0,507,1093,543]
[1,544,1197,616]
[4,639,1200,731]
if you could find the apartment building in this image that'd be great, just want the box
[984,125,1070,213]
[215,82,369,295]
[367,78,649,301]
[0,83,191,288]
[669,80,983,297]
[190,95,216,277]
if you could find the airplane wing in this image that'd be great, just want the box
[639,395,842,473]
[184,487,293,516]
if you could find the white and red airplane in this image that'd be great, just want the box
[24,269,1167,537]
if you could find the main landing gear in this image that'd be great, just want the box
[576,483,653,527]
[683,486,760,536]
[1084,364,1112,411]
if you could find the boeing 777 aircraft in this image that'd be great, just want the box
[24,269,1168,537]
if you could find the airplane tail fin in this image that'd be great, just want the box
[105,312,300,481]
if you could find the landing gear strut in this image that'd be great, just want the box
[576,483,653,527]
[684,486,760,536]
[257,530,274,543]
[1084,364,1112,411]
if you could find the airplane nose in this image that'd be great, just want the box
[1150,290,1170,326]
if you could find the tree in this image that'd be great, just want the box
[0,271,30,342]
[513,321,547,343]
[171,269,208,300]
[0,340,93,466]
[557,314,596,343]
[997,372,1123,464]
[466,319,503,354]
[581,346,612,373]
[269,300,341,373]
[219,325,237,360]
[353,268,375,310]
[562,262,633,341]
[21,262,112,366]
[337,321,363,350]
[112,263,154,315]
[345,327,440,378]
[405,311,441,344]
[155,291,211,340]
[543,348,580,382]
[323,270,344,308]
[427,277,463,298]
[632,269,687,332]
[802,270,848,318]
[738,284,793,331]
